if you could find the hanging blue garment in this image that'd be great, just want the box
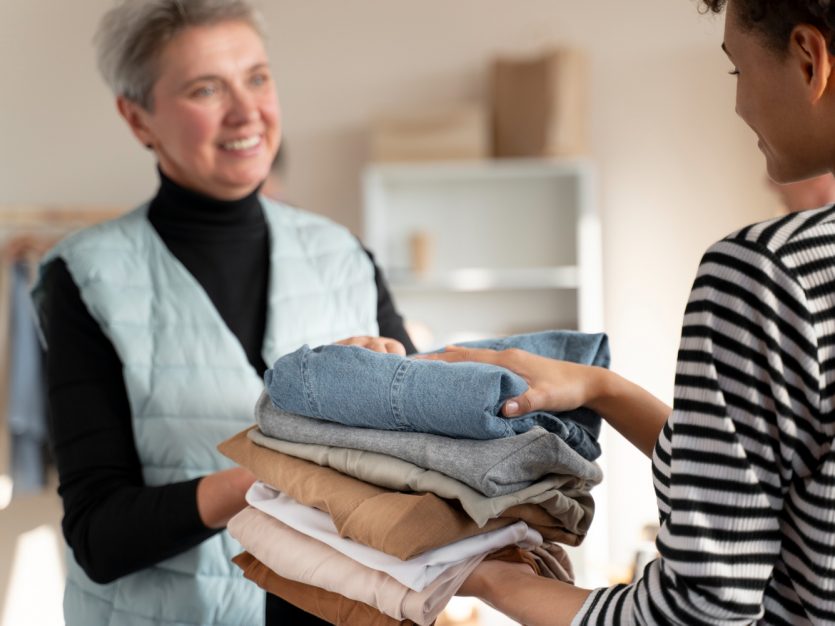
[264,330,609,460]
[7,260,48,494]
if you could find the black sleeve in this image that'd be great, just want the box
[363,247,417,355]
[41,259,217,584]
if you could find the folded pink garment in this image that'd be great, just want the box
[232,552,419,626]
[228,506,484,626]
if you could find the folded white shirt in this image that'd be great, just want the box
[246,481,542,591]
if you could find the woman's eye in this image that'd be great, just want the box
[250,73,270,87]
[191,84,217,98]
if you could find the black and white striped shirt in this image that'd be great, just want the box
[574,206,835,625]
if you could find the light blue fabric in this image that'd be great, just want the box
[264,330,609,460]
[7,261,47,494]
[31,197,378,626]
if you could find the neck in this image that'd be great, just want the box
[148,169,265,236]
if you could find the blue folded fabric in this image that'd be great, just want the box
[264,331,609,460]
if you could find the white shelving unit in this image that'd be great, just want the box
[362,158,610,588]
[363,158,604,342]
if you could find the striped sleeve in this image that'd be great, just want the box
[573,236,823,625]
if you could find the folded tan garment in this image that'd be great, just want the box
[483,544,575,583]
[219,428,582,560]
[485,545,542,574]
[529,544,575,582]
[248,428,595,534]
[232,552,419,626]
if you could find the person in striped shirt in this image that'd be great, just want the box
[424,1,835,624]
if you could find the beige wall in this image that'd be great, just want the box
[1,0,775,585]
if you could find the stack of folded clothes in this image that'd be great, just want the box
[219,331,609,626]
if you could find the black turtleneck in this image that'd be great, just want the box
[148,173,272,373]
[40,172,414,617]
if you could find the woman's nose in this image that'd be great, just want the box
[226,87,259,125]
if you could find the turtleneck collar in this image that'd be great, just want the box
[148,169,266,242]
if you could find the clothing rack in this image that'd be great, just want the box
[0,205,125,502]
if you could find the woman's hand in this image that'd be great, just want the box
[419,345,672,458]
[196,467,257,529]
[458,559,536,597]
[418,346,606,417]
[457,560,591,626]
[334,335,406,355]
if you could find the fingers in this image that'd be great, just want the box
[502,389,543,417]
[334,336,363,346]
[381,337,407,356]
[503,398,522,416]
[334,336,406,354]
[415,346,501,364]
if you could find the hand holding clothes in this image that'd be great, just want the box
[264,330,609,459]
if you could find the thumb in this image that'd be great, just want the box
[503,392,532,417]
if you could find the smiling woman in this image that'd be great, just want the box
[28,1,414,626]
[115,20,281,199]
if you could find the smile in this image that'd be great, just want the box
[220,135,261,151]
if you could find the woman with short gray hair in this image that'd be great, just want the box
[33,1,414,624]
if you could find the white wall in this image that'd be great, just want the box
[1,0,776,585]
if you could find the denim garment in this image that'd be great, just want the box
[264,331,609,460]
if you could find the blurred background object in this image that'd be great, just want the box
[0,207,123,626]
[437,598,480,626]
[371,104,490,162]
[261,145,288,203]
[630,523,660,583]
[492,48,587,158]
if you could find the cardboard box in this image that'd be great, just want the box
[370,104,490,162]
[491,48,588,157]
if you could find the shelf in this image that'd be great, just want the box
[365,157,593,183]
[388,266,579,293]
[362,157,604,334]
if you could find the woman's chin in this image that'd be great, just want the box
[216,169,271,196]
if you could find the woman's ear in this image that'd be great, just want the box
[116,96,156,150]
[789,24,834,103]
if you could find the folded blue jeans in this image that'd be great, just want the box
[264,331,609,460]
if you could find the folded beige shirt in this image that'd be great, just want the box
[248,427,594,534]
[219,428,582,559]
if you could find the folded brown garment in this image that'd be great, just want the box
[485,545,541,575]
[232,552,421,626]
[484,543,575,583]
[219,428,581,560]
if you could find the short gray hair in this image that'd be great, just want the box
[95,0,267,110]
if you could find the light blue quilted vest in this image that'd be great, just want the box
[32,198,378,626]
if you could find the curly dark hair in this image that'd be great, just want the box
[699,0,835,54]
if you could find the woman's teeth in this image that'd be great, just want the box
[222,136,260,150]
